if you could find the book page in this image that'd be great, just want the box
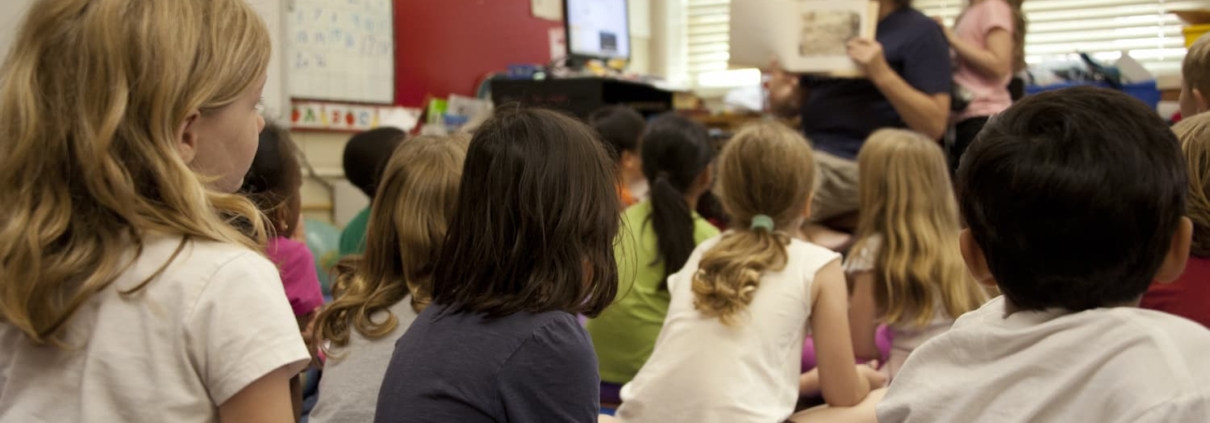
[730,0,879,77]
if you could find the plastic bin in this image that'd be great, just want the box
[1185,24,1210,47]
[1026,81,1160,111]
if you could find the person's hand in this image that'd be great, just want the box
[846,38,890,79]
[859,360,888,389]
[767,57,800,97]
[766,56,801,117]
[933,16,955,41]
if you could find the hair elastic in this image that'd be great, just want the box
[750,215,775,231]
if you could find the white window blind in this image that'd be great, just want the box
[916,0,1201,76]
[683,0,1201,88]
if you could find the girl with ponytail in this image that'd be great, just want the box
[616,122,880,423]
[587,114,719,401]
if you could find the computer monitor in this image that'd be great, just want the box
[564,0,630,63]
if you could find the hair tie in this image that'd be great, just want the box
[750,215,775,231]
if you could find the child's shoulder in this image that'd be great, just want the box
[129,234,279,297]
[787,237,842,268]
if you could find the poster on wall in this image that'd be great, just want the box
[729,0,880,77]
[291,102,420,132]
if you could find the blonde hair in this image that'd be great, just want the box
[1186,33,1210,103]
[854,129,986,328]
[1174,113,1210,257]
[313,134,469,355]
[692,122,815,325]
[0,0,272,346]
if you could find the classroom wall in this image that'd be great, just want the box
[298,0,656,226]
[391,0,654,107]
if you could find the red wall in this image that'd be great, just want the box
[393,0,561,107]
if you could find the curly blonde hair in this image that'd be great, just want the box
[0,0,272,346]
[691,122,815,325]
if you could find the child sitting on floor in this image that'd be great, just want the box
[845,129,987,379]
[617,122,881,423]
[1140,112,1210,328]
[878,86,1210,422]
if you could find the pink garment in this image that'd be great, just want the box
[267,236,325,317]
[800,325,894,372]
[953,0,1015,121]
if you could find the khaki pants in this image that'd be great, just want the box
[811,150,860,222]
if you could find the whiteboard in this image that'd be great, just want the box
[247,0,288,120]
[288,0,396,104]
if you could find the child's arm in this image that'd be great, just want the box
[810,260,871,407]
[847,271,882,361]
[218,365,298,423]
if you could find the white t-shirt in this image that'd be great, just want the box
[617,235,840,423]
[0,234,311,423]
[310,298,419,423]
[878,296,1210,423]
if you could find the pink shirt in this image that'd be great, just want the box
[266,236,325,317]
[953,0,1015,121]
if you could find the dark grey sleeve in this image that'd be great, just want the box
[496,315,601,423]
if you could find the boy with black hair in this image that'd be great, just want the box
[877,86,1210,422]
[338,127,405,257]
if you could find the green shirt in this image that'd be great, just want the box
[338,207,372,257]
[586,201,720,384]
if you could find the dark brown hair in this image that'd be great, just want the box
[431,109,620,318]
[241,121,303,238]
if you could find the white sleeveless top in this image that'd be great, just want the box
[617,234,841,423]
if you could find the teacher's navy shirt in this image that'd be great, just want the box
[801,7,952,160]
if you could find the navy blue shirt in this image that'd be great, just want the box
[374,303,600,423]
[801,7,952,160]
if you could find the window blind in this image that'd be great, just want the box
[684,0,1199,88]
[915,0,1198,76]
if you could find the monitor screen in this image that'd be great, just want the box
[565,0,630,61]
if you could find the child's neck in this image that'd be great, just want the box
[1002,297,1145,315]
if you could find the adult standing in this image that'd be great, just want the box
[941,0,1024,171]
[770,0,952,235]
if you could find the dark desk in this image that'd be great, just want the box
[490,78,674,119]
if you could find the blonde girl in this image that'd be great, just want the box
[309,134,469,423]
[846,129,988,379]
[617,122,878,423]
[0,1,309,422]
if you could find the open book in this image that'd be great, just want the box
[730,0,880,77]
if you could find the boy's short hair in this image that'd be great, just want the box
[1185,33,1210,97]
[957,86,1186,312]
[343,127,406,199]
[588,105,646,162]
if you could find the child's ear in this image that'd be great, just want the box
[1195,88,1210,115]
[620,150,641,171]
[176,109,202,165]
[959,229,996,288]
[1155,217,1193,284]
[801,193,815,220]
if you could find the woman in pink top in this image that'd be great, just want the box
[937,0,1025,171]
